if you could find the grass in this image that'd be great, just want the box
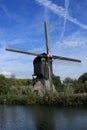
[0,93,87,106]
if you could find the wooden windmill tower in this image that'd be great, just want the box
[6,22,81,96]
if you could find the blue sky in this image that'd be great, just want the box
[0,0,87,80]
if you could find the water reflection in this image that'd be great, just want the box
[0,105,87,130]
[54,107,87,130]
[0,105,36,130]
[32,106,55,130]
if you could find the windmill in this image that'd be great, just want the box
[6,22,81,96]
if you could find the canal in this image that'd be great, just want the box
[0,105,87,130]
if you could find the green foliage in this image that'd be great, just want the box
[73,80,84,93]
[63,77,85,94]
[6,95,27,105]
[63,85,74,96]
[0,74,33,95]
[0,95,7,104]
[0,93,87,106]
[78,73,87,93]
[84,81,87,92]
[52,75,62,91]
[78,72,87,83]
[9,86,18,95]
[0,73,87,106]
[27,90,42,104]
[63,77,74,95]
[63,77,73,85]
[0,75,10,95]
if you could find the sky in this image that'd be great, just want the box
[0,0,87,80]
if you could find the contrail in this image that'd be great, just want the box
[44,7,49,22]
[60,0,70,40]
[0,4,10,18]
[36,0,87,29]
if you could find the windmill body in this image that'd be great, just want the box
[33,53,56,96]
[6,22,81,96]
[33,53,52,80]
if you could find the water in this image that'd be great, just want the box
[0,105,87,130]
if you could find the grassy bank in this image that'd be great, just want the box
[0,93,87,106]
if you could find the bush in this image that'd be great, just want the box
[5,95,27,105]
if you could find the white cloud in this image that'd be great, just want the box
[0,0,86,80]
[54,32,87,50]
[51,30,87,80]
[36,0,87,29]
[63,33,87,47]
[0,71,12,76]
[1,31,86,79]
[0,48,34,79]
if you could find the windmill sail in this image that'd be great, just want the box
[6,48,40,56]
[52,55,81,63]
[5,21,81,96]
[44,22,50,54]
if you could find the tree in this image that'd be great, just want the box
[78,73,87,83]
[63,77,73,85]
[63,77,74,95]
[0,75,9,94]
[78,73,87,93]
[84,80,87,92]
[73,79,84,93]
[52,75,62,91]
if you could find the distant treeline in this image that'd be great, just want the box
[53,73,87,93]
[0,74,33,95]
[0,72,87,95]
[0,72,87,106]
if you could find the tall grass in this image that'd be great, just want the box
[0,93,87,106]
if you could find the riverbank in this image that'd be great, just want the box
[0,93,87,106]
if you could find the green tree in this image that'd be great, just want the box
[78,72,87,83]
[63,77,73,85]
[52,75,62,91]
[84,80,87,92]
[0,75,10,94]
[78,73,87,93]
[63,77,74,95]
[73,79,84,93]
